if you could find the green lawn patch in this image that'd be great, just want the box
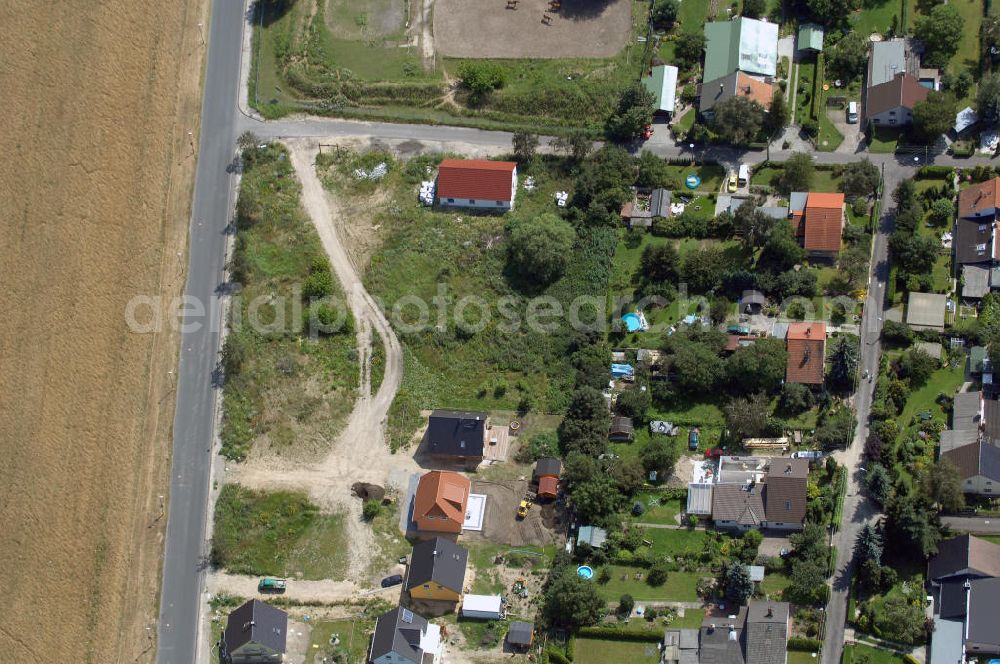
[760,571,792,597]
[597,566,705,601]
[638,494,685,525]
[869,127,904,154]
[978,534,1000,545]
[574,637,662,664]
[222,143,357,461]
[897,364,964,429]
[851,0,904,37]
[640,527,711,556]
[307,618,375,664]
[842,643,908,664]
[211,484,348,579]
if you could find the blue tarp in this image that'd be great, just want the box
[611,363,635,377]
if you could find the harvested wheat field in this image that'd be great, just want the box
[0,1,206,661]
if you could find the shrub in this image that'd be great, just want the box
[362,500,381,521]
[618,594,635,615]
[647,561,669,586]
[787,637,823,652]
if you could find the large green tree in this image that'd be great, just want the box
[778,153,815,194]
[827,31,868,82]
[726,339,788,394]
[840,159,880,198]
[723,392,773,441]
[803,0,858,26]
[558,387,611,457]
[915,4,964,68]
[710,96,765,145]
[640,242,680,284]
[725,562,755,604]
[912,92,957,144]
[571,476,624,523]
[920,458,965,513]
[764,89,789,135]
[977,73,1000,125]
[543,568,605,629]
[640,438,680,478]
[607,83,656,141]
[507,213,576,287]
[675,33,707,71]
[828,335,859,391]
[734,200,777,251]
[758,221,806,273]
[680,246,727,293]
[652,0,680,27]
[786,559,830,605]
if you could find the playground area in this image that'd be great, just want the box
[433,0,632,58]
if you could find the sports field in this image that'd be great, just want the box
[0,0,206,660]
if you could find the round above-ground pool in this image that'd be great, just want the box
[622,313,641,332]
[685,174,701,189]
[577,565,594,580]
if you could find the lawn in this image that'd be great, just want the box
[842,644,908,664]
[751,165,843,193]
[637,493,685,525]
[794,60,816,125]
[574,637,662,664]
[897,364,964,428]
[851,0,905,36]
[978,534,1000,545]
[869,127,904,154]
[788,652,819,664]
[759,571,792,597]
[597,566,705,601]
[210,484,348,579]
[222,143,357,462]
[641,527,712,556]
[307,618,375,664]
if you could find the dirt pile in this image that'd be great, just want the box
[0,0,206,660]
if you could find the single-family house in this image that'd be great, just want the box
[953,391,983,431]
[221,599,287,664]
[369,607,442,664]
[426,410,487,469]
[785,322,826,386]
[405,537,468,603]
[927,535,1000,663]
[942,440,1000,495]
[712,484,766,530]
[662,628,700,664]
[533,457,561,499]
[703,17,779,82]
[609,415,635,441]
[621,188,672,229]
[970,346,993,378]
[960,178,1000,221]
[700,71,774,117]
[865,72,928,126]
[763,459,809,529]
[436,159,518,211]
[797,24,824,54]
[690,602,791,664]
[791,192,845,258]
[906,292,947,332]
[962,264,991,301]
[644,64,679,117]
[710,459,808,531]
[413,470,471,535]
[506,621,535,651]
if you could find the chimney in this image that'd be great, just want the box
[766,606,774,618]
[785,464,792,474]
[804,326,812,337]
[728,625,738,641]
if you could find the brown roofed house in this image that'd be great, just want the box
[785,322,826,385]
[413,470,471,535]
[712,484,766,530]
[928,534,1000,583]
[941,440,1000,496]
[865,73,929,126]
[763,459,809,529]
[803,192,845,256]
[959,177,1000,220]
[534,457,562,499]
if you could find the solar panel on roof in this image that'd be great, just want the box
[401,608,414,624]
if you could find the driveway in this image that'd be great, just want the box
[941,516,1000,534]
[828,106,864,154]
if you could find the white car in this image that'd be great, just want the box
[792,450,823,460]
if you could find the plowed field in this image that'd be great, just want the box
[0,1,206,660]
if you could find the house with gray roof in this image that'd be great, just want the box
[928,535,1000,662]
[962,264,991,300]
[953,391,982,431]
[942,440,1000,495]
[370,607,442,664]
[663,628,700,664]
[689,602,790,664]
[940,428,979,454]
[969,346,992,377]
[221,599,287,664]
[405,537,468,602]
[983,397,1000,444]
[906,292,947,331]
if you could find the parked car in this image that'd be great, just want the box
[381,574,403,588]
[737,164,749,187]
[688,428,700,451]
[258,577,287,593]
[847,101,858,124]
[642,124,653,140]
[727,174,738,192]
[792,450,823,460]
[704,447,724,459]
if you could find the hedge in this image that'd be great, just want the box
[547,648,572,664]
[576,627,664,642]
[788,637,823,652]
[567,635,576,660]
[811,54,825,121]
[828,545,838,577]
[915,165,954,178]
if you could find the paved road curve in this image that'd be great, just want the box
[155,0,245,661]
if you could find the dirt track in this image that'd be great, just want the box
[0,1,206,661]
[226,140,417,582]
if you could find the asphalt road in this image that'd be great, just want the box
[942,516,1000,533]
[154,0,245,661]
[820,165,906,664]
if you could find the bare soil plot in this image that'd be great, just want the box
[433,0,632,58]
[0,0,206,661]
[464,480,565,547]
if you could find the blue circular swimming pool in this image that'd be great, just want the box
[577,565,594,580]
[685,174,701,189]
[622,313,641,332]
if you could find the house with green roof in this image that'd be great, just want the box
[703,17,779,83]
[797,24,823,54]
[643,64,679,116]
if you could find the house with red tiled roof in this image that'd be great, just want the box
[436,159,518,211]
[785,322,826,385]
[800,192,845,258]
[413,470,471,535]
[699,71,774,117]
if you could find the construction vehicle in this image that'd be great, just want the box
[517,492,536,519]
[258,577,287,593]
